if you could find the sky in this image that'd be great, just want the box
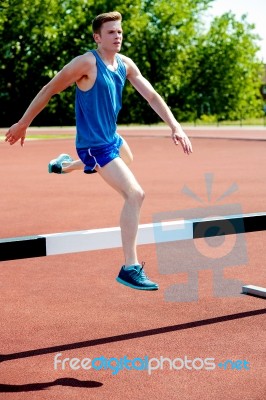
[204,0,266,61]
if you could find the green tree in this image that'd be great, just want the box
[119,0,213,123]
[177,12,264,121]
[0,0,96,126]
[0,0,214,126]
[0,0,145,125]
[0,1,264,126]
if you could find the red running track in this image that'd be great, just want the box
[0,129,265,399]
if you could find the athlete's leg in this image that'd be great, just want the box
[96,157,143,266]
[61,159,84,173]
[59,137,133,173]
[49,137,133,174]
[119,138,133,165]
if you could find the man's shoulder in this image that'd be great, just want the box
[69,51,95,67]
[118,53,132,64]
[118,54,136,73]
[77,51,96,65]
[65,51,96,78]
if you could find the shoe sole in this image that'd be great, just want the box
[116,277,159,291]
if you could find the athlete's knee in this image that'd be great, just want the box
[138,187,145,203]
[128,186,145,206]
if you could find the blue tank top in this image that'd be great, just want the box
[75,49,127,149]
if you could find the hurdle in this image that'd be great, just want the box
[1,212,266,297]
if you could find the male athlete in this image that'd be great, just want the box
[5,11,193,291]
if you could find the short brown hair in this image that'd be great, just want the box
[92,11,122,34]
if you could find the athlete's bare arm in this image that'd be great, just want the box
[5,53,94,146]
[121,55,192,155]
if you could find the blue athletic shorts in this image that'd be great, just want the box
[77,134,123,174]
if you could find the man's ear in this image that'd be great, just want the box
[93,33,101,44]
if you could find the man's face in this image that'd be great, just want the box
[94,20,123,52]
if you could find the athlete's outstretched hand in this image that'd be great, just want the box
[171,128,193,155]
[5,123,27,146]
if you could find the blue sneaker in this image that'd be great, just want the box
[116,262,159,290]
[48,154,73,174]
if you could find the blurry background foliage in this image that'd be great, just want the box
[0,0,264,126]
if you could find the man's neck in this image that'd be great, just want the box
[96,48,117,70]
